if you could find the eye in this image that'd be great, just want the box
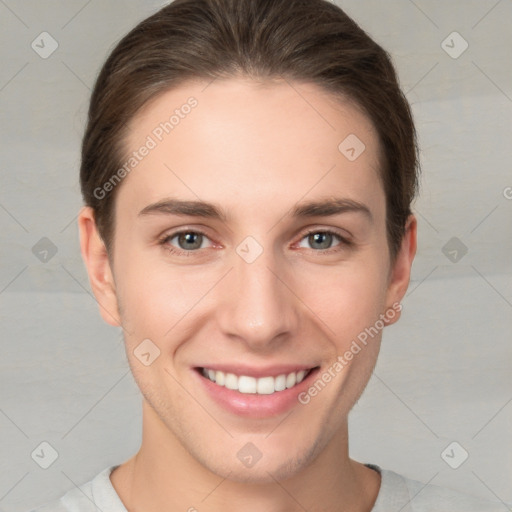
[297,229,351,252]
[158,228,352,258]
[160,230,213,255]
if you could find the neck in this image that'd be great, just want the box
[110,400,381,512]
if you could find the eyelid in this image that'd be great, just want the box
[158,227,217,249]
[299,226,352,242]
[295,227,353,251]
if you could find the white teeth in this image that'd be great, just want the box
[224,373,238,390]
[296,370,306,383]
[257,376,275,395]
[201,367,313,395]
[285,372,296,389]
[238,376,257,393]
[215,370,225,386]
[274,374,287,391]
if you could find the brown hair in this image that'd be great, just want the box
[80,0,420,264]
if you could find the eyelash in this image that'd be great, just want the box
[158,228,353,257]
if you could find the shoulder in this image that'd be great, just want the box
[26,465,125,512]
[369,463,509,512]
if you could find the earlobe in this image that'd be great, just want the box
[384,214,417,326]
[77,206,121,327]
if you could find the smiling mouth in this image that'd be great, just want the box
[196,366,319,395]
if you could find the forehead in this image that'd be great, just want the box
[117,77,384,223]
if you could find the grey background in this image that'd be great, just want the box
[1,0,511,510]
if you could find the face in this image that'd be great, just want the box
[79,76,415,483]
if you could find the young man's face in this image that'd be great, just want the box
[79,77,416,483]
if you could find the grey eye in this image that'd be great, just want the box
[298,231,341,251]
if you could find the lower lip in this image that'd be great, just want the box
[193,367,320,418]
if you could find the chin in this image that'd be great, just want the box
[195,437,320,485]
[207,456,308,485]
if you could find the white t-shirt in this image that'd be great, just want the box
[28,463,508,511]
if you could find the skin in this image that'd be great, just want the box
[78,76,416,512]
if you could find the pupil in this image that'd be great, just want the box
[180,232,201,250]
[311,232,331,249]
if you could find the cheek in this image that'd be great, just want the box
[309,263,388,340]
[116,255,213,337]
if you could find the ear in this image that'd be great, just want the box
[77,206,121,327]
[383,214,417,326]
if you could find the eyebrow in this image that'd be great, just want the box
[138,197,373,223]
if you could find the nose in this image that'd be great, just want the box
[216,241,300,352]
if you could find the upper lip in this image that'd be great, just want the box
[195,364,318,379]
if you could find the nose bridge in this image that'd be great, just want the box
[217,238,297,348]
